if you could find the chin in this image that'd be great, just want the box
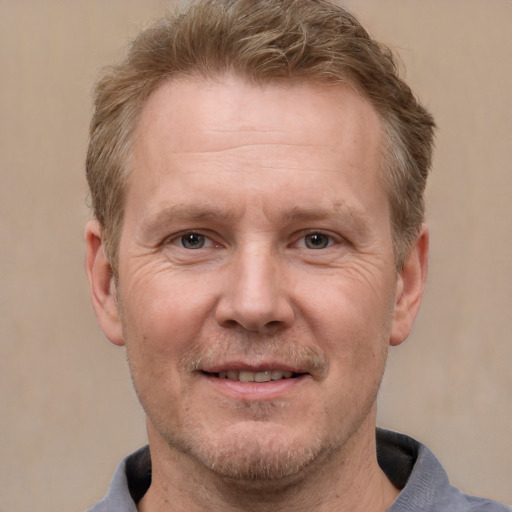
[163,419,330,482]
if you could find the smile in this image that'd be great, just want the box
[198,367,313,400]
[206,369,299,382]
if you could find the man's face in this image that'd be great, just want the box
[89,76,423,480]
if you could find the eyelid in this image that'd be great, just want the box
[164,230,218,249]
[291,230,343,249]
[161,229,345,250]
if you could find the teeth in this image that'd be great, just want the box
[272,370,293,380]
[239,370,255,382]
[215,370,295,382]
[255,370,272,383]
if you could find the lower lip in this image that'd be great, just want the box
[202,373,310,401]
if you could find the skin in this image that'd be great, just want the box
[86,75,428,512]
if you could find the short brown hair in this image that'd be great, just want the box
[86,0,435,275]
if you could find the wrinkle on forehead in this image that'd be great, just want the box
[159,142,334,156]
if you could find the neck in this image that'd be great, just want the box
[138,415,398,512]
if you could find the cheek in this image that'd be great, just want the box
[119,272,219,377]
[299,270,395,340]
[118,276,215,425]
[295,271,394,390]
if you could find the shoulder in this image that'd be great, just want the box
[87,446,151,512]
[377,429,510,512]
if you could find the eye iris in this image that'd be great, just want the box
[181,233,205,249]
[305,233,329,249]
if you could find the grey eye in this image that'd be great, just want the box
[304,233,331,249]
[181,233,206,249]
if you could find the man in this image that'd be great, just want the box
[84,1,509,511]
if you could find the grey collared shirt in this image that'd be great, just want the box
[88,429,510,512]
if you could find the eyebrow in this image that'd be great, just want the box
[278,204,372,235]
[140,204,238,233]
[140,202,371,236]
[280,204,363,222]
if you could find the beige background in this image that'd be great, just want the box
[1,1,511,510]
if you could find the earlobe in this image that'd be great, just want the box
[390,225,429,346]
[85,220,125,346]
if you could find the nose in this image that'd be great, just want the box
[215,245,295,332]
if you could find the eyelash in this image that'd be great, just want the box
[294,231,337,250]
[166,230,340,251]
[169,232,217,250]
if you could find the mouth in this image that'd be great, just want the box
[202,369,303,382]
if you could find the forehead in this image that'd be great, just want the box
[134,75,382,157]
[127,75,386,225]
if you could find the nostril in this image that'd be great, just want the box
[214,276,295,332]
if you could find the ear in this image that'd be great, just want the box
[85,220,124,346]
[390,225,429,346]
